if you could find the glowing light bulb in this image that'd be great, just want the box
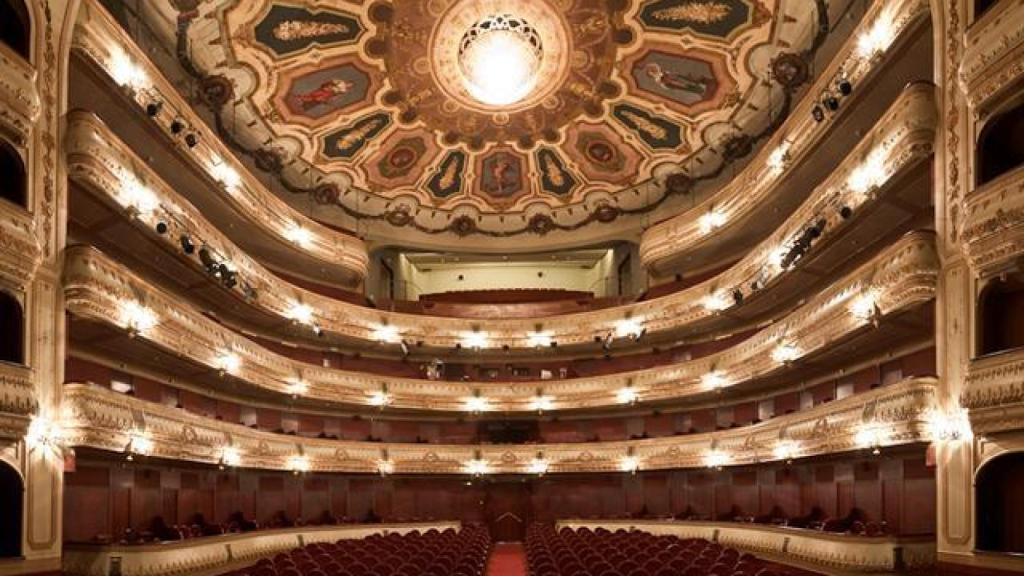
[459,15,542,107]
[210,159,241,193]
[527,331,553,348]
[614,318,644,339]
[461,331,489,350]
[373,324,401,344]
[703,449,730,469]
[288,455,310,473]
[119,300,158,335]
[772,342,802,364]
[849,291,879,321]
[121,176,159,215]
[530,395,553,412]
[773,440,800,461]
[701,371,728,391]
[221,447,242,467]
[110,48,147,89]
[286,302,315,325]
[702,291,732,312]
[26,416,64,453]
[699,210,727,234]
[215,351,241,375]
[857,17,896,59]
[619,456,640,473]
[617,387,638,404]
[847,148,887,195]
[369,391,391,407]
[529,458,550,475]
[465,459,490,476]
[286,378,308,396]
[284,224,314,248]
[129,433,154,456]
[465,396,490,413]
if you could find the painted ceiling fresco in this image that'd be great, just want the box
[147,0,828,238]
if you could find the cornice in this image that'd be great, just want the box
[0,44,40,147]
[959,0,1024,113]
[61,232,938,413]
[960,164,1024,277]
[638,0,932,271]
[70,0,369,283]
[61,378,937,475]
[63,87,936,351]
[962,348,1024,433]
[0,201,42,291]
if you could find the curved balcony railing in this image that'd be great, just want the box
[962,346,1024,435]
[637,0,931,272]
[62,232,938,413]
[961,164,1024,277]
[62,377,936,475]
[0,42,40,147]
[64,82,936,352]
[960,0,1024,112]
[71,0,369,284]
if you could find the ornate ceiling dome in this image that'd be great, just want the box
[152,0,828,244]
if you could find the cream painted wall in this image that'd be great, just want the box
[403,258,615,298]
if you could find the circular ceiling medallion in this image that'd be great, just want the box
[431,0,570,114]
[458,14,544,107]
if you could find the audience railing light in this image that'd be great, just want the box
[465,459,489,476]
[119,300,158,336]
[209,158,242,193]
[702,291,732,312]
[849,290,879,321]
[857,15,896,59]
[616,386,638,405]
[109,48,148,90]
[530,395,554,412]
[283,223,314,248]
[855,424,887,454]
[766,142,792,177]
[703,449,730,470]
[701,371,728,391]
[614,318,644,339]
[926,408,973,443]
[847,148,888,195]
[460,331,489,350]
[772,440,800,462]
[698,210,727,234]
[128,432,154,457]
[529,457,550,475]
[465,395,489,413]
[771,342,802,365]
[221,446,242,467]
[619,455,640,474]
[767,245,789,273]
[120,176,159,216]
[26,416,65,456]
[368,390,392,407]
[215,351,242,375]
[285,302,316,326]
[286,378,308,397]
[373,324,401,344]
[287,455,310,474]
[527,331,553,348]
[378,459,395,476]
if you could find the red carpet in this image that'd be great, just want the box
[486,542,528,576]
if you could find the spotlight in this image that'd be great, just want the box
[146,101,163,117]
[185,133,200,148]
[170,119,185,134]
[838,79,853,96]
[155,221,168,235]
[180,235,195,254]
[823,94,840,111]
[750,279,764,291]
[218,263,231,278]
[198,248,214,267]
[812,106,825,123]
[807,225,822,239]
[839,205,853,219]
[223,274,237,290]
[732,289,744,305]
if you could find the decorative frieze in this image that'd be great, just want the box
[62,378,937,475]
[62,232,938,412]
[961,165,1024,277]
[959,0,1024,113]
[0,44,40,147]
[0,201,42,290]
[962,348,1024,434]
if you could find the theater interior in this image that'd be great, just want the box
[1,0,1023,575]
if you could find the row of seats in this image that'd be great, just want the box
[525,524,821,576]
[223,526,491,576]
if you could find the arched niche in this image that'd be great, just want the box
[976,452,1024,553]
[0,459,22,557]
[977,102,1024,186]
[0,0,31,61]
[0,139,27,208]
[0,289,24,365]
[977,273,1024,357]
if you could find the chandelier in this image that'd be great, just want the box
[458,14,543,107]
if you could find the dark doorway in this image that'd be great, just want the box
[978,274,1024,356]
[0,290,23,364]
[977,453,1024,553]
[0,0,30,60]
[486,481,530,542]
[977,104,1024,186]
[0,461,22,557]
[0,140,27,208]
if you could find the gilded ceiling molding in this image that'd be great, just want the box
[557,520,937,573]
[958,0,1024,114]
[639,0,931,271]
[63,81,936,351]
[960,165,1024,277]
[0,45,41,147]
[962,348,1024,434]
[61,377,937,475]
[70,0,369,283]
[62,232,937,412]
[115,0,831,243]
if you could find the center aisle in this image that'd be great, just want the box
[485,542,529,576]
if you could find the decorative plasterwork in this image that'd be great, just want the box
[64,85,936,352]
[62,522,461,576]
[960,164,1024,277]
[62,378,936,474]
[71,0,369,282]
[962,348,1024,434]
[959,0,1024,113]
[109,0,837,241]
[0,44,41,147]
[62,232,937,412]
[556,521,936,572]
[0,201,43,291]
[0,362,36,439]
[639,0,932,271]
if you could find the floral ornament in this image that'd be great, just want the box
[253,147,285,173]
[449,215,477,236]
[594,202,620,223]
[385,206,413,227]
[527,214,556,235]
[312,183,341,205]
[199,75,233,109]
[664,172,694,196]
[721,134,753,162]
[771,53,809,90]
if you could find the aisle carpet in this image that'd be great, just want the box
[486,542,528,576]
